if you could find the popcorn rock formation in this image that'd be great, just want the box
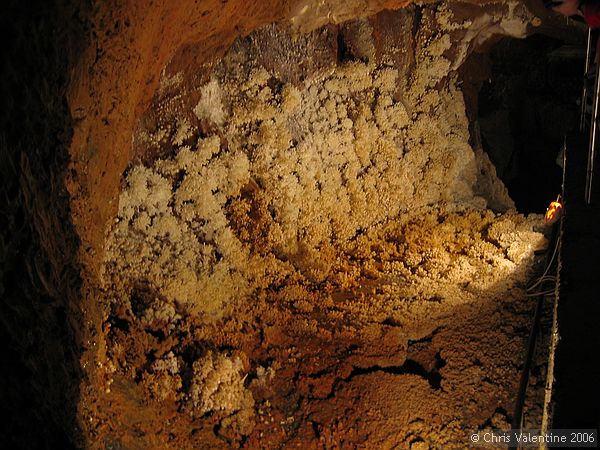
[93,2,550,447]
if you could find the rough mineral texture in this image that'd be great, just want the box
[92,4,555,448]
[2,0,584,446]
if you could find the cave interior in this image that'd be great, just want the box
[1,0,599,448]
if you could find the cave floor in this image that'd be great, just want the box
[100,272,543,450]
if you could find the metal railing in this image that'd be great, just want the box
[582,28,598,204]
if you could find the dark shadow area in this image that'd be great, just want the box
[461,34,584,214]
[0,1,89,448]
[479,35,583,213]
[551,132,600,433]
[474,33,600,431]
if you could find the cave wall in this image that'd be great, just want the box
[66,0,559,276]
[63,0,582,446]
[0,0,584,447]
[67,0,417,277]
[101,5,536,323]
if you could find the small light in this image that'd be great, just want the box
[545,195,563,224]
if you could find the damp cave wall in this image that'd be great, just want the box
[0,0,584,447]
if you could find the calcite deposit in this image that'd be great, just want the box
[94,4,552,447]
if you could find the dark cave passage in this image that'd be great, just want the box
[464,34,585,213]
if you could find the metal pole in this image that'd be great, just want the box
[581,28,593,132]
[585,57,600,204]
